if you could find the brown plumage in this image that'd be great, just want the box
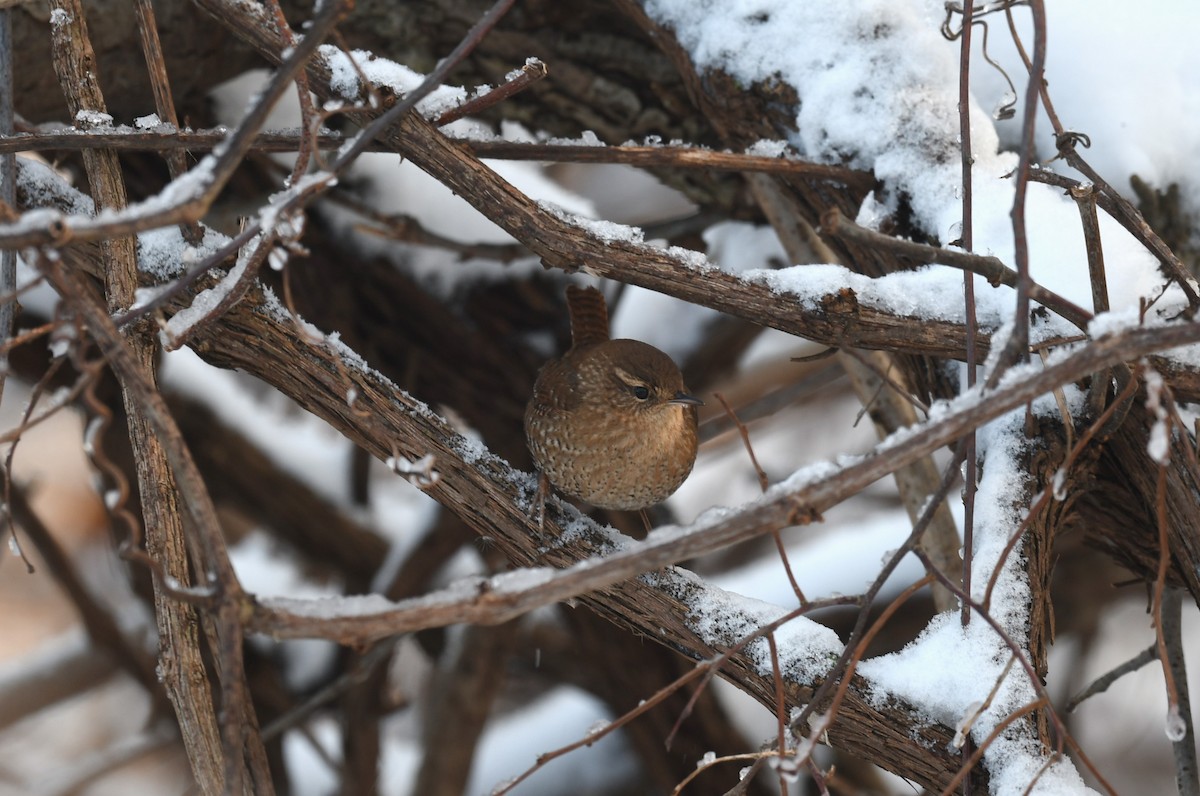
[524,286,701,511]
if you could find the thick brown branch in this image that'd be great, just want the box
[46,0,229,790]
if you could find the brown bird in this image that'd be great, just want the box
[525,286,701,515]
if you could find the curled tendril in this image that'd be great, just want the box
[1055,130,1092,153]
[940,2,1023,121]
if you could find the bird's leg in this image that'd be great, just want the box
[532,471,551,530]
[638,509,652,535]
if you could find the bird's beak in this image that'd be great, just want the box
[668,390,704,407]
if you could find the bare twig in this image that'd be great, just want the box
[1069,182,1118,422]
[953,0,979,632]
[796,574,936,763]
[0,126,874,187]
[133,0,202,245]
[714,392,769,492]
[494,665,709,795]
[46,0,235,789]
[1066,644,1157,712]
[995,0,1048,383]
[1160,586,1199,795]
[463,139,877,186]
[1152,459,1183,741]
[435,58,548,125]
[714,391,806,604]
[39,244,254,792]
[821,206,1093,331]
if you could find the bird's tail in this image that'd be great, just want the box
[565,285,610,347]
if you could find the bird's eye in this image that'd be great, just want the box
[632,385,650,400]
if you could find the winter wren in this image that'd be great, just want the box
[525,286,701,512]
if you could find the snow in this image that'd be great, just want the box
[537,201,647,248]
[744,139,790,158]
[159,245,250,344]
[136,225,232,280]
[654,567,843,684]
[73,109,114,129]
[643,0,1176,321]
[17,157,94,216]
[1165,704,1187,742]
[1143,367,1171,464]
[978,1,1200,218]
[858,396,1098,795]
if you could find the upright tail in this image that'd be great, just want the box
[565,285,610,348]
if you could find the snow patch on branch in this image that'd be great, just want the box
[537,201,714,273]
[136,225,232,280]
[654,567,842,684]
[17,158,94,216]
[318,44,467,117]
